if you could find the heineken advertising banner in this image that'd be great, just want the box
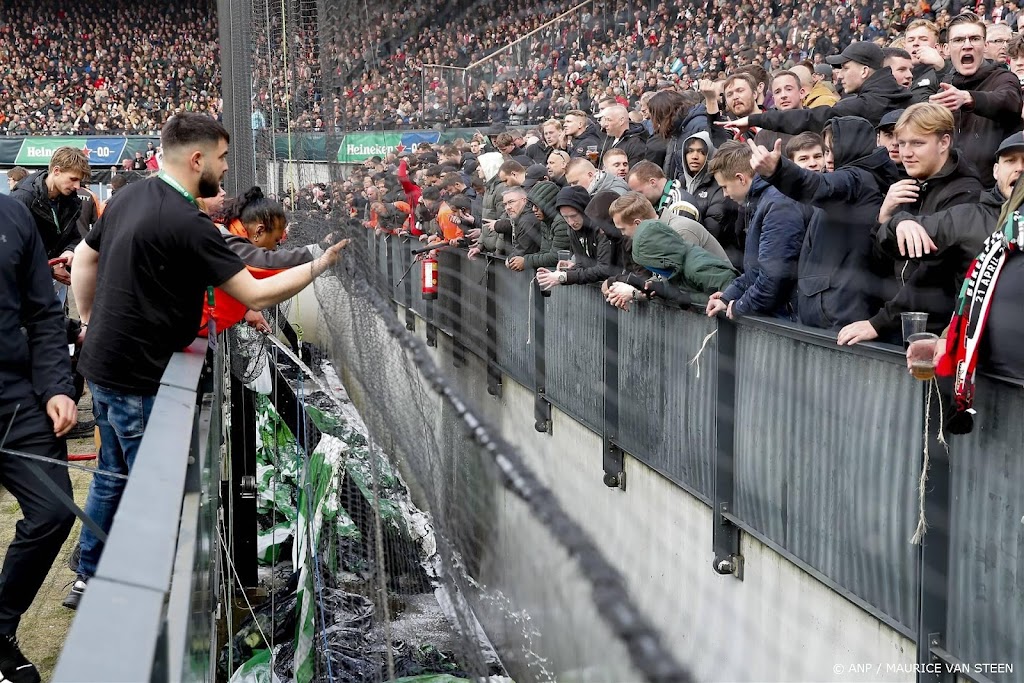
[336,131,441,163]
[0,136,158,167]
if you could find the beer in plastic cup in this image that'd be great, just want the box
[556,249,571,270]
[907,332,938,380]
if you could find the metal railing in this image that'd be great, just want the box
[371,234,1024,683]
[53,338,222,683]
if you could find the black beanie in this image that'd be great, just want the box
[555,185,591,214]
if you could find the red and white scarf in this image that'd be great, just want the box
[937,212,1022,433]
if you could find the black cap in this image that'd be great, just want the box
[996,132,1024,157]
[826,42,884,71]
[875,108,905,131]
[523,164,548,189]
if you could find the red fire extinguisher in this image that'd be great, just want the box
[421,254,438,300]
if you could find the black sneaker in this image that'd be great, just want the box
[0,634,40,683]
[66,419,96,440]
[62,576,87,610]
[66,541,81,573]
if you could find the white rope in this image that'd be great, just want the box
[910,377,949,545]
[688,329,718,379]
[218,516,271,647]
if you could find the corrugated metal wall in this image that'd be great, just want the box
[946,376,1024,681]
[616,305,718,501]
[733,325,921,629]
[543,285,607,431]
[493,264,534,388]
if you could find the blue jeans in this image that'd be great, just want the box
[77,382,155,578]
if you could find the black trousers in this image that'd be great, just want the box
[0,402,75,635]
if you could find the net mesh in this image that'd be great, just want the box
[216,0,1024,681]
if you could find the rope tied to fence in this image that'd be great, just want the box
[688,329,718,379]
[910,377,948,545]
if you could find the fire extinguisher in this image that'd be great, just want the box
[421,254,438,300]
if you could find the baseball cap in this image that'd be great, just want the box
[995,132,1024,157]
[875,109,905,131]
[826,42,884,71]
[523,163,548,190]
[813,63,833,79]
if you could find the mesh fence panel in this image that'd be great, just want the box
[219,0,1024,681]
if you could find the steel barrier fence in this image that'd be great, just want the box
[53,339,221,683]
[377,236,1024,683]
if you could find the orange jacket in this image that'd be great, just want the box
[199,220,315,335]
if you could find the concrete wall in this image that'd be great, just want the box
[297,285,919,682]
[427,325,917,683]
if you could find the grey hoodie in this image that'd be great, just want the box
[587,171,629,197]
[680,131,716,197]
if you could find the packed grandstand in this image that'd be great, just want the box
[2,0,1024,681]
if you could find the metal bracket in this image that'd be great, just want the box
[712,505,744,582]
[425,300,437,347]
[534,388,551,433]
[602,440,626,490]
[405,307,416,331]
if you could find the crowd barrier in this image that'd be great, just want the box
[370,232,1023,683]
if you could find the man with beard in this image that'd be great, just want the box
[930,12,1023,187]
[66,113,350,609]
[723,43,911,134]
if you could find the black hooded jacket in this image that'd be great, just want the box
[567,121,604,159]
[946,60,1024,187]
[10,170,84,258]
[0,194,74,413]
[749,67,912,133]
[554,186,618,284]
[871,187,1006,337]
[763,116,900,328]
[600,122,649,169]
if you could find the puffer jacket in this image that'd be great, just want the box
[721,177,812,317]
[522,181,571,269]
[677,131,736,246]
[631,218,738,298]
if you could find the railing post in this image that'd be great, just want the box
[712,317,743,579]
[917,386,952,683]
[450,252,466,367]
[532,277,551,433]
[403,237,416,331]
[385,234,397,314]
[485,258,502,397]
[227,373,258,588]
[602,300,624,489]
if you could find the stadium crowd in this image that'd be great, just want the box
[0,0,220,135]
[323,9,1024,434]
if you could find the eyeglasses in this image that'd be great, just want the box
[502,197,525,207]
[950,35,985,45]
[988,37,1010,44]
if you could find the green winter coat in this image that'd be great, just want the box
[632,219,738,295]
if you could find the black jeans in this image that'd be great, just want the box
[0,403,75,635]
